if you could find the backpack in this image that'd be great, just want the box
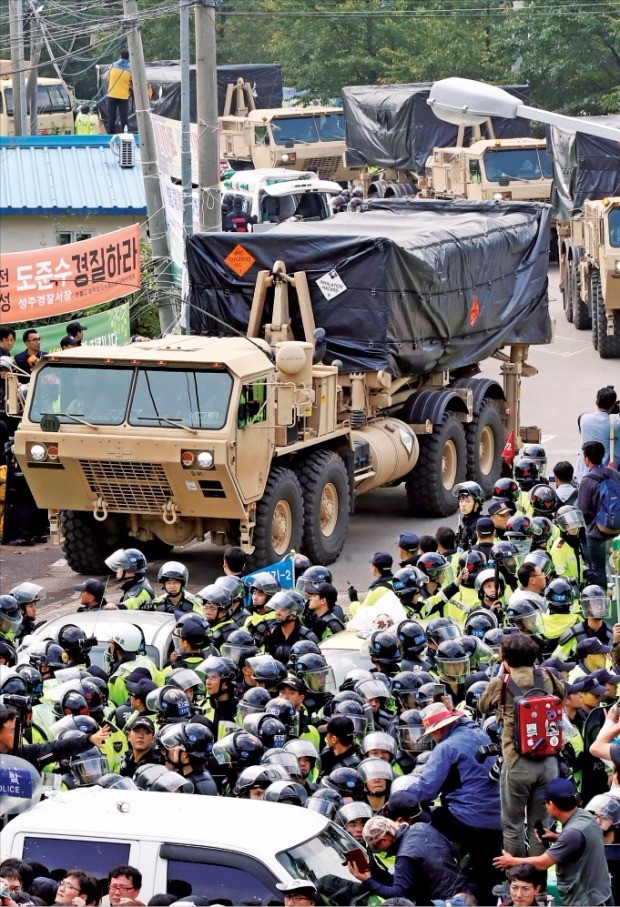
[593,470,620,535]
[499,667,563,757]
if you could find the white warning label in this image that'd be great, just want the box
[316,269,347,301]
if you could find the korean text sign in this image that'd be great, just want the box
[0,225,140,323]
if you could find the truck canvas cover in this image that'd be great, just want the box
[342,83,531,174]
[546,116,620,220]
[187,199,552,377]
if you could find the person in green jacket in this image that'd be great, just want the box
[348,552,394,616]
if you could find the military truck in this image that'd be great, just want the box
[342,83,552,203]
[8,200,551,575]
[218,78,352,182]
[0,60,74,136]
[547,116,620,357]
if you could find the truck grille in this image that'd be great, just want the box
[80,460,173,514]
[305,156,340,180]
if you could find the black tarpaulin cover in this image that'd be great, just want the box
[144,62,283,121]
[546,117,620,220]
[187,200,551,377]
[342,84,532,174]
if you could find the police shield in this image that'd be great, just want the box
[0,754,42,818]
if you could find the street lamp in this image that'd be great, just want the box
[427,77,620,141]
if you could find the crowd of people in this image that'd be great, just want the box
[0,387,619,905]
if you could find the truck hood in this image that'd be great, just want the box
[264,180,342,197]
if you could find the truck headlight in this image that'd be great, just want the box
[615,260,620,274]
[196,451,214,469]
[280,152,296,164]
[30,444,47,461]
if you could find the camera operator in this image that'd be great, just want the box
[479,633,565,859]
[0,705,110,771]
[575,386,620,482]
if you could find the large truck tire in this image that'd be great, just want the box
[465,399,504,495]
[61,510,123,575]
[405,415,467,517]
[248,467,304,571]
[572,260,591,330]
[595,272,620,359]
[298,450,350,565]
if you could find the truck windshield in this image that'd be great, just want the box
[28,363,233,429]
[608,207,620,247]
[28,364,133,425]
[278,823,362,905]
[483,147,552,182]
[271,113,345,146]
[4,84,72,114]
[129,368,233,429]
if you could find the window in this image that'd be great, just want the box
[238,379,267,429]
[162,845,281,904]
[277,824,362,905]
[129,368,233,430]
[28,364,134,426]
[23,836,130,879]
[56,230,93,245]
[270,113,345,147]
[608,207,620,248]
[482,148,551,183]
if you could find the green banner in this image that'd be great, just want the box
[11,302,130,355]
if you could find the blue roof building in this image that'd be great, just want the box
[0,135,147,253]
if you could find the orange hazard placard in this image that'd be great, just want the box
[0,225,141,324]
[225,244,256,277]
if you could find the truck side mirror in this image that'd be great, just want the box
[3,372,24,417]
[499,176,510,187]
[284,139,294,149]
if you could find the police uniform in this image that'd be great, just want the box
[120,577,155,610]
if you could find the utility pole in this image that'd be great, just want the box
[27,7,43,136]
[194,0,221,232]
[9,0,28,136]
[180,0,193,243]
[123,0,177,334]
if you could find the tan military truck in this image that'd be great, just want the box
[219,78,353,182]
[8,199,551,575]
[572,197,620,358]
[342,83,552,203]
[547,116,620,357]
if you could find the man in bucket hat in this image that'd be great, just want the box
[402,701,502,903]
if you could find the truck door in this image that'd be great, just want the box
[234,378,272,500]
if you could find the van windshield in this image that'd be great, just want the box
[28,363,233,429]
[482,147,552,182]
[277,824,363,905]
[271,113,345,146]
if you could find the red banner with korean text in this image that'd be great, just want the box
[0,225,141,323]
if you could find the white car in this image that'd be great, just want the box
[3,788,363,904]
[320,629,374,689]
[19,610,176,670]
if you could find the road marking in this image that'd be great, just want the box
[541,434,557,445]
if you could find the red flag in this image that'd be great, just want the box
[501,430,516,464]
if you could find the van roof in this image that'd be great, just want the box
[7,787,327,849]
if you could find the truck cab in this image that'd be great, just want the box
[0,67,74,136]
[423,137,552,201]
[219,107,353,181]
[221,168,341,227]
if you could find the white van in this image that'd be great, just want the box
[221,168,341,229]
[2,788,363,903]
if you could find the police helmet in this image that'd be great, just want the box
[581,585,611,620]
[146,685,192,723]
[306,787,344,818]
[0,595,22,632]
[416,552,452,583]
[265,696,298,730]
[105,547,147,576]
[465,679,490,714]
[15,663,42,697]
[236,686,271,722]
[555,506,586,534]
[396,708,429,754]
[396,620,427,656]
[523,443,547,475]
[322,766,365,800]
[474,570,506,601]
[108,622,144,654]
[336,801,373,827]
[490,540,520,574]
[215,575,245,602]
[392,566,429,602]
[96,774,138,791]
[134,763,193,794]
[464,607,499,638]
[453,480,484,505]
[505,599,543,634]
[249,572,280,598]
[271,590,306,620]
[293,653,336,694]
[69,747,107,785]
[435,639,470,683]
[505,514,533,539]
[233,764,289,798]
[158,561,189,586]
[197,583,234,613]
[529,484,558,516]
[27,639,65,673]
[545,578,574,614]
[244,713,288,749]
[530,516,555,545]
[10,582,46,606]
[340,668,375,692]
[360,731,396,759]
[167,667,205,695]
[287,639,321,669]
[523,548,553,577]
[0,667,28,697]
[263,780,308,806]
[247,654,288,686]
[283,738,321,772]
[332,699,369,737]
[292,553,312,581]
[196,654,238,685]
[57,625,94,661]
[221,628,259,666]
[368,630,401,666]
[212,730,264,768]
[296,564,333,594]
[457,550,487,587]
[492,477,520,503]
[358,757,394,787]
[514,457,540,489]
[0,639,17,667]
[426,617,460,648]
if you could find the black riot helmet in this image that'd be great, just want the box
[453,480,485,506]
[368,630,401,667]
[529,484,558,516]
[396,709,429,754]
[505,514,533,540]
[57,625,95,662]
[0,595,22,634]
[530,516,555,547]
[426,617,460,648]
[287,639,321,669]
[243,714,288,749]
[391,670,426,710]
[457,550,487,587]
[544,577,574,614]
[221,628,259,667]
[490,540,520,575]
[492,477,519,503]
[306,787,345,818]
[416,553,452,584]
[464,607,499,639]
[296,565,333,594]
[514,457,539,490]
[322,766,365,801]
[392,566,429,604]
[523,444,547,476]
[435,639,470,683]
[215,575,245,603]
[0,639,17,667]
[396,620,427,656]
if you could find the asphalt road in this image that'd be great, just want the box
[2,263,618,620]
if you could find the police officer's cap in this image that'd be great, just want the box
[396,532,420,552]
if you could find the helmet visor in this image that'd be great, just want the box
[437,655,470,682]
[71,752,107,784]
[582,593,611,620]
[299,665,336,694]
[556,509,586,533]
[397,725,430,754]
[221,642,255,666]
[517,613,544,634]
